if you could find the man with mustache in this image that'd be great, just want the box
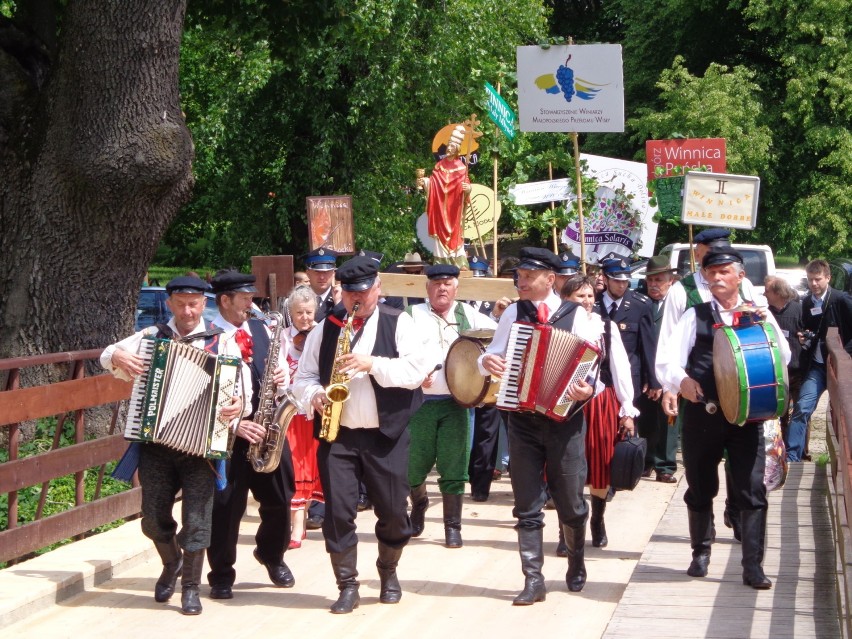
[657,248,790,589]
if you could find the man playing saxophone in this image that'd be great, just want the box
[205,269,297,601]
[293,255,433,614]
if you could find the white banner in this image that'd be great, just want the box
[507,178,575,205]
[682,171,760,230]
[517,44,624,133]
[561,154,659,260]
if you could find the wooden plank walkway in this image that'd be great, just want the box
[1,463,841,638]
[603,462,841,639]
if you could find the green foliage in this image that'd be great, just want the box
[0,418,130,560]
[166,0,550,268]
[0,1,15,18]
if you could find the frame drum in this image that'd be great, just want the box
[446,330,499,408]
[713,322,788,426]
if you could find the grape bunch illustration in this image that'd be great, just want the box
[556,62,575,102]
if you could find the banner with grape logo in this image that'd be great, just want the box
[517,44,624,133]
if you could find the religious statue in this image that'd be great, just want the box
[416,124,471,268]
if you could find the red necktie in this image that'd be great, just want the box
[350,317,365,333]
[235,328,254,361]
[536,303,550,324]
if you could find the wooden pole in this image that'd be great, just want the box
[572,131,586,274]
[493,83,501,275]
[549,162,558,252]
[688,224,695,272]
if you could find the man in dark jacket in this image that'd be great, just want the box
[786,259,852,461]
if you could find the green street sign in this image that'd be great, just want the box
[485,81,516,140]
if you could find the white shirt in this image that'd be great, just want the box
[211,312,289,392]
[586,313,639,418]
[409,301,497,396]
[99,318,252,418]
[655,296,792,395]
[292,308,432,428]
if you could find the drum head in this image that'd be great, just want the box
[713,327,746,425]
[446,337,492,408]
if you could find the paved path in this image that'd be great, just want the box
[1,462,840,638]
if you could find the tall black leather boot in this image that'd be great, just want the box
[329,545,360,614]
[563,523,587,592]
[153,538,183,603]
[442,493,463,548]
[180,549,205,615]
[410,484,429,537]
[741,509,772,589]
[687,509,714,578]
[590,496,608,548]
[513,527,546,605]
[376,543,403,604]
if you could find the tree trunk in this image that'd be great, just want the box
[0,1,193,362]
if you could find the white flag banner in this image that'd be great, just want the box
[507,178,575,206]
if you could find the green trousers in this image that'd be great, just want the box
[407,398,470,494]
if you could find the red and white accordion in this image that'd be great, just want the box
[496,321,601,421]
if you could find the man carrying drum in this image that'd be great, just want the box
[656,248,790,589]
[406,264,497,548]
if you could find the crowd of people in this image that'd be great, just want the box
[101,234,851,615]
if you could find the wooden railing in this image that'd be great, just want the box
[824,327,852,638]
[0,350,140,564]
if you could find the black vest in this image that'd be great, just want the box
[315,305,423,440]
[685,302,717,400]
[244,318,270,418]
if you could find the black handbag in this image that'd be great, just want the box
[610,434,647,491]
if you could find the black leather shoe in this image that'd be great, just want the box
[357,494,372,512]
[209,585,233,600]
[471,492,488,502]
[641,467,653,478]
[253,549,295,588]
[306,514,324,530]
[512,578,546,605]
[656,472,677,484]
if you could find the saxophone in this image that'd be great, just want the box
[319,302,360,442]
[248,311,291,473]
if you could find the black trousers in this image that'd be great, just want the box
[317,426,412,554]
[206,438,295,587]
[138,443,215,553]
[468,404,503,498]
[638,394,678,475]
[508,410,588,530]
[681,402,767,513]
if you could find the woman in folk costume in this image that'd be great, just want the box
[417,124,471,269]
[284,285,324,548]
[559,275,638,553]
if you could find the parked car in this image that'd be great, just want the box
[830,258,852,295]
[774,268,809,299]
[658,242,776,295]
[135,287,218,331]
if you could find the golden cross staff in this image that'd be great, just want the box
[462,114,488,259]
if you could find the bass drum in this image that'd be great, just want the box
[713,322,788,426]
[445,330,499,408]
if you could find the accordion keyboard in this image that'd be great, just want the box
[496,322,534,410]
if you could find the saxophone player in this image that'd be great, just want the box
[206,269,297,601]
[293,255,433,614]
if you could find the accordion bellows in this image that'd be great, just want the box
[497,322,601,421]
[124,337,241,459]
